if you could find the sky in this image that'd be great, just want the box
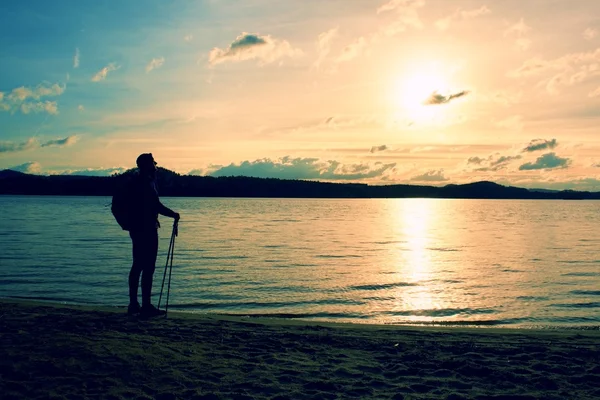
[1,0,600,190]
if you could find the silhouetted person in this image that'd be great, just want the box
[128,153,180,317]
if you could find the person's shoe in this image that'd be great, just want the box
[127,302,141,315]
[140,304,166,318]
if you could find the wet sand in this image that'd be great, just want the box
[1,299,599,399]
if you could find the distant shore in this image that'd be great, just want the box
[1,299,599,399]
[1,169,598,199]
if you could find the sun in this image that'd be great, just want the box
[392,65,452,123]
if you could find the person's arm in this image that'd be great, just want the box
[157,200,180,221]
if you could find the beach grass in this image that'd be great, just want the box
[1,299,599,400]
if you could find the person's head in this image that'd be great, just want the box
[136,153,157,178]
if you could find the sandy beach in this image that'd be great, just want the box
[1,300,599,400]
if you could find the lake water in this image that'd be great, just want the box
[1,195,599,329]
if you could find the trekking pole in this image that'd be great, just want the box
[158,221,177,315]
[164,221,178,318]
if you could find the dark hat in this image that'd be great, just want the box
[136,153,157,169]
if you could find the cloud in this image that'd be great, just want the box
[470,154,522,172]
[584,28,598,40]
[518,152,571,170]
[522,138,557,152]
[410,169,449,182]
[467,156,485,165]
[435,6,491,31]
[146,57,165,73]
[209,156,395,181]
[370,145,388,153]
[6,162,125,176]
[3,82,65,104]
[336,37,368,63]
[508,48,600,93]
[332,0,423,66]
[377,0,424,35]
[377,0,423,16]
[0,84,63,115]
[73,48,80,68]
[0,136,78,153]
[313,27,338,69]
[208,32,303,66]
[91,63,119,82]
[504,18,532,51]
[590,86,600,98]
[0,138,38,153]
[490,155,522,167]
[507,57,551,78]
[423,90,469,105]
[504,18,532,37]
[515,38,532,51]
[59,167,127,176]
[21,101,58,115]
[9,162,42,174]
[41,135,79,148]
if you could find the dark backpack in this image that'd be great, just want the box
[111,180,136,231]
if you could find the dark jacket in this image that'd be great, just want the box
[129,173,176,231]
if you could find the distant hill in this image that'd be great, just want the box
[0,169,598,199]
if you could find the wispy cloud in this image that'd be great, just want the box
[58,167,126,176]
[370,145,388,153]
[583,28,598,40]
[522,138,557,152]
[335,0,424,64]
[5,83,65,102]
[435,6,491,31]
[21,101,58,115]
[410,169,449,182]
[208,33,303,66]
[508,48,600,94]
[504,18,532,51]
[313,27,338,69]
[41,136,79,148]
[336,37,368,63]
[423,90,469,105]
[73,48,80,68]
[519,152,571,170]
[91,63,119,82]
[209,156,395,181]
[0,136,78,153]
[6,162,125,176]
[377,0,424,20]
[146,57,165,73]
[589,86,600,98]
[0,138,38,153]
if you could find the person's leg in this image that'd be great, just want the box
[140,229,159,307]
[128,230,144,312]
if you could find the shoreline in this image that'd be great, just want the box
[2,299,599,399]
[3,297,599,332]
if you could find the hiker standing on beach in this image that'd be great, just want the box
[127,153,180,317]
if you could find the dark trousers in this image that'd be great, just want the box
[129,229,159,306]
